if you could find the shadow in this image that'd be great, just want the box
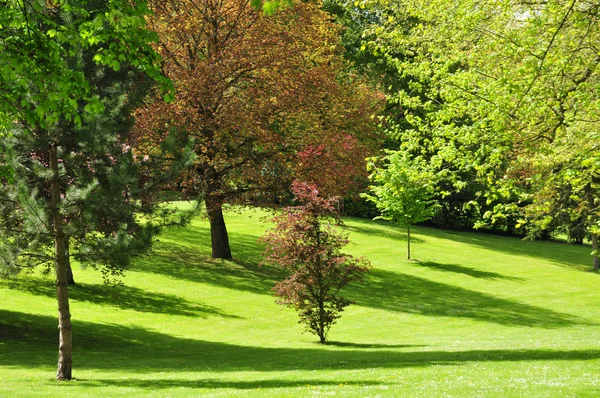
[345,268,582,328]
[408,224,595,271]
[69,378,384,390]
[139,226,287,296]
[325,342,421,349]
[144,218,580,328]
[412,260,523,281]
[344,219,425,244]
[1,310,599,375]
[2,279,238,319]
[341,216,598,272]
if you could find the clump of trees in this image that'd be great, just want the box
[261,182,370,344]
[329,0,600,268]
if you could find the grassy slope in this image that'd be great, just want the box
[1,206,599,397]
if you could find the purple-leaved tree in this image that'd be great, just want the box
[262,181,371,344]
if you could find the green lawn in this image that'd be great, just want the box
[1,206,600,397]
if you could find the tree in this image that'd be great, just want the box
[262,182,370,344]
[0,0,190,380]
[324,0,521,233]
[332,0,600,269]
[363,152,438,260]
[135,0,380,259]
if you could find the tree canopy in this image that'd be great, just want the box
[135,0,380,259]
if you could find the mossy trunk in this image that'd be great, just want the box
[50,144,73,381]
[592,233,600,272]
[205,197,232,260]
[585,183,599,271]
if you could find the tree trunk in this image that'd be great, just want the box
[205,198,232,259]
[585,183,599,271]
[592,233,600,272]
[50,144,73,381]
[66,238,75,286]
[407,224,411,260]
[318,296,326,344]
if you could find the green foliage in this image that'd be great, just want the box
[331,0,600,251]
[363,151,439,226]
[0,0,193,279]
[0,0,169,134]
[363,151,439,259]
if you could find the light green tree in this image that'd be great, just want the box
[363,152,439,260]
[339,0,600,268]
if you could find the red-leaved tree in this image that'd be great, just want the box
[261,181,371,344]
[134,0,381,259]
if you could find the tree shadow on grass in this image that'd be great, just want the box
[142,224,581,328]
[344,220,425,244]
[1,279,238,318]
[413,225,594,271]
[411,260,524,281]
[343,216,596,272]
[68,378,385,390]
[139,227,286,296]
[2,310,600,378]
[346,268,583,328]
[158,224,266,266]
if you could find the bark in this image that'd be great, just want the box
[50,144,73,381]
[592,233,600,272]
[407,224,411,260]
[205,197,232,259]
[66,238,75,286]
[318,294,326,344]
[317,301,325,344]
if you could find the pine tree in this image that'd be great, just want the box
[0,0,193,380]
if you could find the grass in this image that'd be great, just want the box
[1,206,600,397]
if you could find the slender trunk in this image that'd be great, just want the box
[316,224,326,344]
[50,144,73,381]
[407,224,411,260]
[66,238,75,286]
[585,183,599,271]
[592,234,600,272]
[205,197,232,259]
[318,291,326,344]
[335,200,342,226]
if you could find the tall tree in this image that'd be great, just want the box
[135,0,380,259]
[0,0,190,380]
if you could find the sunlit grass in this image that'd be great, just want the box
[1,206,599,397]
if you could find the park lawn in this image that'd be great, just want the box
[1,206,599,397]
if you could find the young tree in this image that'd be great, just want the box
[363,152,439,260]
[0,0,190,380]
[135,0,379,259]
[262,181,370,344]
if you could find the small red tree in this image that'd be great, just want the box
[262,181,371,344]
